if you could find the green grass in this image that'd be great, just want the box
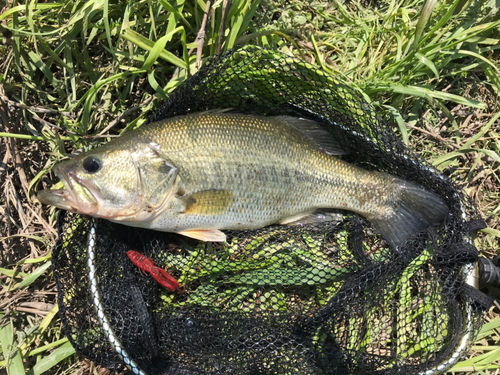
[0,0,499,374]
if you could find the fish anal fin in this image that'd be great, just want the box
[279,211,315,225]
[180,190,234,215]
[178,229,226,242]
[280,210,343,226]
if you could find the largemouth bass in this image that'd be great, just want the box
[37,112,448,248]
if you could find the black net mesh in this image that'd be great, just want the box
[52,46,492,375]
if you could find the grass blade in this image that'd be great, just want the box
[121,29,186,69]
[412,0,437,49]
[414,52,439,79]
[159,0,194,33]
[142,26,187,71]
[432,148,500,167]
[450,347,500,371]
[29,341,75,375]
[26,338,68,358]
[103,0,113,51]
[458,49,500,76]
[230,0,263,49]
[12,261,51,291]
[27,51,65,99]
[0,316,26,375]
[371,85,487,109]
[0,3,62,22]
[460,112,500,149]
[226,0,247,50]
[0,133,48,141]
[481,228,500,239]
[382,104,409,145]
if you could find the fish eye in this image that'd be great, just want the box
[82,156,102,174]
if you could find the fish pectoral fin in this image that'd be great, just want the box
[179,190,234,215]
[177,229,227,242]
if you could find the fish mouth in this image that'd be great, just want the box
[37,165,99,215]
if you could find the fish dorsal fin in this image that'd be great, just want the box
[179,189,234,215]
[198,108,235,115]
[279,116,348,155]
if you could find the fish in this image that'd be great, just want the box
[37,112,448,248]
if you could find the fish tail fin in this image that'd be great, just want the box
[371,180,449,249]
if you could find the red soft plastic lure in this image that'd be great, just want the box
[127,250,184,293]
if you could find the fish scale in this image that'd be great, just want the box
[37,112,448,247]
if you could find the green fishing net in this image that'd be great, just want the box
[52,45,492,375]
